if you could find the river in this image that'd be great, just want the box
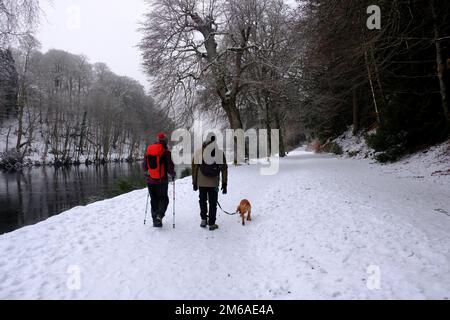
[0,163,189,235]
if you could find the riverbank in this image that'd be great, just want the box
[0,118,146,171]
[0,162,145,235]
[0,152,143,171]
[1,148,449,299]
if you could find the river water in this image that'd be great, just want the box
[0,163,148,235]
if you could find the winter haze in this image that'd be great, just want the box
[38,0,149,90]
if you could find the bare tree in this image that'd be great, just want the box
[0,48,18,120]
[139,0,273,129]
[14,34,39,160]
[2,46,173,167]
[0,0,41,48]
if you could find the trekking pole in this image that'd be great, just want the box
[144,193,149,225]
[173,178,176,229]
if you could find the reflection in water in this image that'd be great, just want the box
[0,163,143,235]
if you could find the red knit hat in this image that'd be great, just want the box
[157,132,167,141]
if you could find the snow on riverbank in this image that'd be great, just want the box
[0,148,449,299]
[0,118,140,166]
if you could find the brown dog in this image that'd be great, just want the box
[237,199,252,226]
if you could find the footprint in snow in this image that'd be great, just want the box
[434,209,450,217]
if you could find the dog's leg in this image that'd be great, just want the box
[241,213,245,226]
[247,209,252,221]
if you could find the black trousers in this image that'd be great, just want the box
[147,183,169,221]
[199,187,218,226]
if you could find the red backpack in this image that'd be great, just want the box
[146,143,166,179]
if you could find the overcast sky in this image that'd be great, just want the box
[37,0,297,94]
[37,0,150,90]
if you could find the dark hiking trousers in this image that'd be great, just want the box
[199,187,218,226]
[147,183,169,222]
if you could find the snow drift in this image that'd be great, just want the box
[0,149,449,299]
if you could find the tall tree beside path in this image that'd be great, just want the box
[139,0,277,130]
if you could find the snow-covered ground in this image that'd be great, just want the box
[379,141,450,184]
[334,127,450,186]
[0,148,449,299]
[334,128,376,160]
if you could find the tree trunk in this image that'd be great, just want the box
[353,87,360,134]
[129,138,136,161]
[431,0,450,124]
[361,26,382,126]
[52,112,59,161]
[364,45,381,125]
[16,88,25,153]
[265,95,272,156]
[16,47,33,159]
[222,97,243,164]
[196,15,244,131]
[24,118,35,160]
[78,110,87,160]
[371,49,386,107]
[274,112,286,158]
[62,124,71,160]
[42,135,49,163]
[6,126,12,152]
[223,98,243,130]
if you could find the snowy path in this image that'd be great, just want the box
[0,149,449,299]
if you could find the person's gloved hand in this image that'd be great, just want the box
[221,184,227,195]
[193,184,198,191]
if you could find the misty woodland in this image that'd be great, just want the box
[1,0,450,168]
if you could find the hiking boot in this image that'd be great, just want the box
[200,220,208,228]
[153,217,163,228]
[209,224,219,231]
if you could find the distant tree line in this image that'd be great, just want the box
[0,46,174,168]
[0,0,174,169]
[0,48,18,118]
[140,0,450,161]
